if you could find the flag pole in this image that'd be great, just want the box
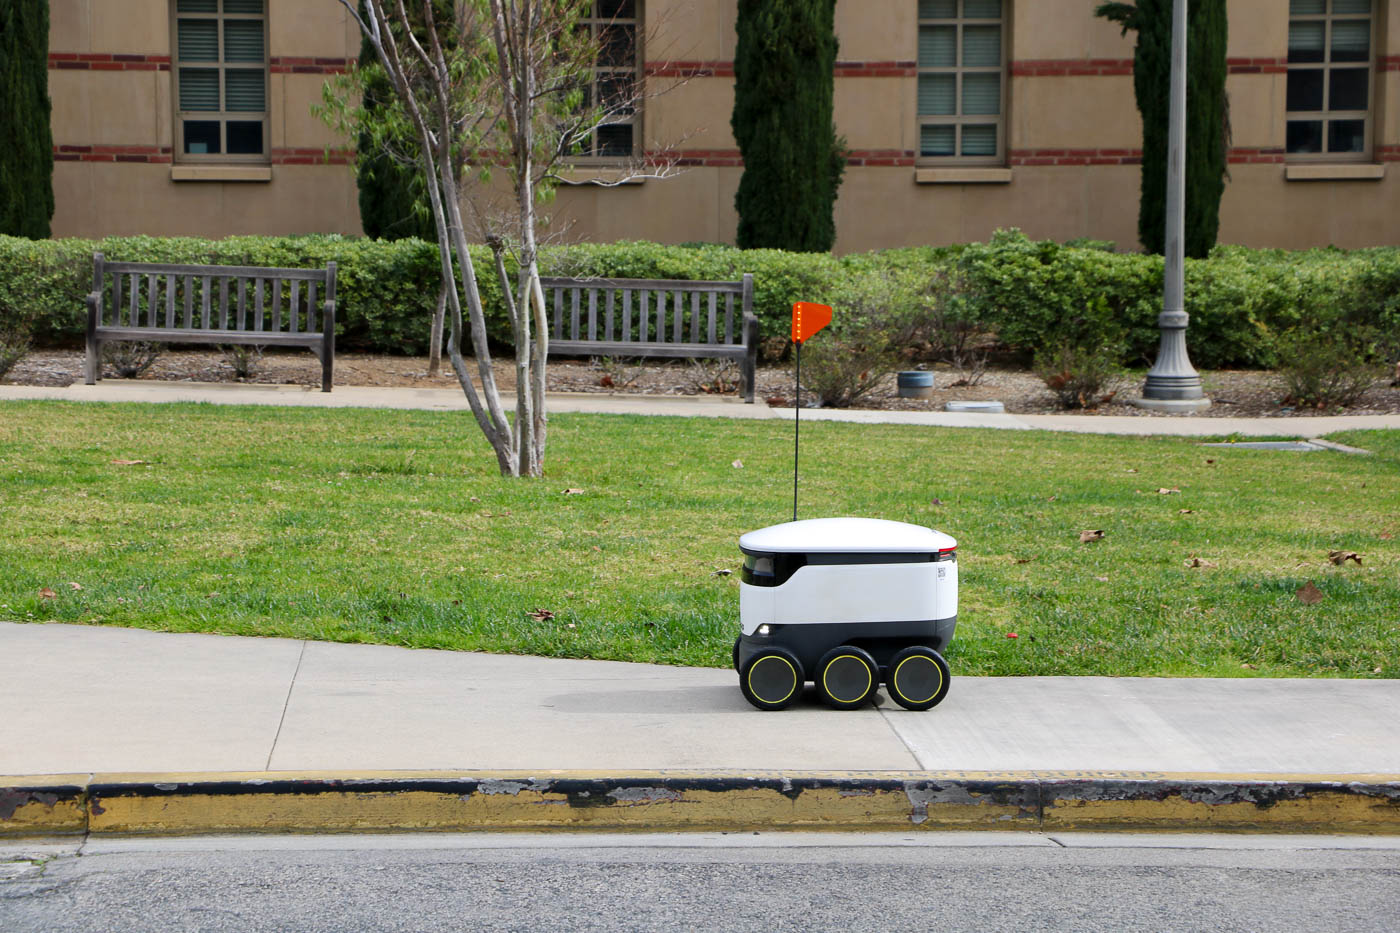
[793,340,801,523]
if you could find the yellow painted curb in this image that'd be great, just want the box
[0,774,89,836]
[3,771,1398,837]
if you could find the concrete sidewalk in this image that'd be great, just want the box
[5,380,1400,437]
[3,621,1398,835]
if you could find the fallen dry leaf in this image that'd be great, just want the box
[206,592,218,599]
[563,488,585,496]
[592,545,601,552]
[731,459,744,469]
[1206,459,1216,465]
[1157,487,1180,495]
[469,496,480,503]
[528,608,555,622]
[1328,550,1362,566]
[1126,468,1138,474]
[39,587,57,599]
[1079,530,1105,543]
[1241,663,1257,670]
[1094,575,1110,582]
[1380,533,1394,541]
[67,582,83,590]
[1376,667,1384,674]
[110,459,147,466]
[1184,557,1217,569]
[1047,495,1058,503]
[1178,509,1196,514]
[1012,556,1035,564]
[930,497,944,506]
[1296,582,1324,605]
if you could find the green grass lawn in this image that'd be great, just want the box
[1,401,1396,678]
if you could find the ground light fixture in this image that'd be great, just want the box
[732,302,959,712]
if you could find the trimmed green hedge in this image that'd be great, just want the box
[2,231,1397,368]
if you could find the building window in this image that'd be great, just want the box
[171,0,268,161]
[916,0,1005,163]
[1286,0,1374,160]
[578,1,640,158]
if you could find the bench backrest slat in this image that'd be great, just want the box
[570,287,581,341]
[587,288,598,341]
[604,290,615,341]
[725,292,735,344]
[552,287,563,339]
[621,289,632,342]
[707,291,717,344]
[91,257,334,336]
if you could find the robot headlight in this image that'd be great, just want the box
[758,624,771,636]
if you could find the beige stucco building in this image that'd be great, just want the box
[48,0,1400,252]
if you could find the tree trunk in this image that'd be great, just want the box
[427,281,447,376]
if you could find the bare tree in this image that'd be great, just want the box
[334,0,674,477]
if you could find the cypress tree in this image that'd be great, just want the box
[731,0,845,252]
[0,0,55,238]
[1097,0,1228,258]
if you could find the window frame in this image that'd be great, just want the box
[169,0,271,165]
[915,0,1008,167]
[1285,0,1376,163]
[572,0,643,163]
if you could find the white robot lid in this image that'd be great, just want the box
[739,517,956,555]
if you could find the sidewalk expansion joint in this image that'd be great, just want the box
[4,771,1399,838]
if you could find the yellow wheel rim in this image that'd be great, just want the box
[822,654,872,703]
[892,655,943,706]
[747,655,798,705]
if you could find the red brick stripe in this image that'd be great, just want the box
[52,144,353,166]
[1380,56,1400,72]
[49,53,353,74]
[1227,147,1286,164]
[269,57,355,75]
[645,60,915,78]
[1227,57,1287,75]
[50,52,170,71]
[1377,145,1400,162]
[1010,148,1141,166]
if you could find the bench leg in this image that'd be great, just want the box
[742,322,758,403]
[84,339,100,384]
[320,338,334,393]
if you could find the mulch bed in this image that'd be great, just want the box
[7,348,1400,419]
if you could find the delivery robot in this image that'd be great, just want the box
[733,516,957,711]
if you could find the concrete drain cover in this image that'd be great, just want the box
[945,400,1005,413]
[1202,441,1323,451]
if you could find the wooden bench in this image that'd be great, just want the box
[540,273,759,402]
[84,252,337,392]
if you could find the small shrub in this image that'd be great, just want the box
[1034,343,1128,410]
[686,358,740,395]
[1276,328,1382,409]
[103,341,163,379]
[924,268,991,386]
[590,356,645,389]
[219,344,265,380]
[0,329,29,380]
[797,271,917,407]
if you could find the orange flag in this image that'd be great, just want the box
[791,302,832,343]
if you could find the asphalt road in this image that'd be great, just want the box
[4,832,1400,932]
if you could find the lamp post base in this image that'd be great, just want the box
[1129,395,1212,413]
